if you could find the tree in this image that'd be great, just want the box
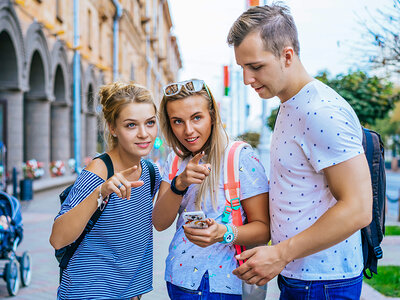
[266,70,399,130]
[267,107,279,131]
[237,131,260,148]
[316,70,399,126]
[359,0,400,73]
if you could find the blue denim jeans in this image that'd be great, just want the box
[278,272,363,300]
[166,272,242,300]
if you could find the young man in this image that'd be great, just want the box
[227,4,372,299]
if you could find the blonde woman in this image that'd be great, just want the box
[50,82,161,300]
[153,79,270,299]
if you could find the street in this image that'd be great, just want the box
[0,171,398,299]
[385,170,400,223]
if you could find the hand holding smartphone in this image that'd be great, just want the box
[182,211,208,228]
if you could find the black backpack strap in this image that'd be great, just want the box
[143,159,156,196]
[59,153,114,271]
[96,153,114,179]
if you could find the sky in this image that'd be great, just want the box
[168,0,394,130]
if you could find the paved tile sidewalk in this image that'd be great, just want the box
[0,188,60,299]
[0,186,397,299]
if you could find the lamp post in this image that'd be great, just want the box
[257,0,271,174]
[258,99,271,175]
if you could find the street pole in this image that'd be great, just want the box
[258,99,271,175]
[257,0,271,175]
[398,189,400,222]
[73,0,81,173]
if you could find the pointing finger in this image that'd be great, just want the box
[130,180,144,188]
[190,151,205,165]
[120,165,138,176]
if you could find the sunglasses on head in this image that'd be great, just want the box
[163,79,212,99]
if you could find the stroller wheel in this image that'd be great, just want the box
[5,258,20,296]
[20,251,32,287]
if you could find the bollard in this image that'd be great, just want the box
[398,188,400,223]
[12,167,18,198]
[19,179,33,201]
[397,193,400,222]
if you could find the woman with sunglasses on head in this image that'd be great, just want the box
[153,79,270,299]
[50,82,161,300]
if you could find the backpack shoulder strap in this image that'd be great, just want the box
[95,153,114,179]
[222,141,250,265]
[143,159,156,196]
[168,154,181,180]
[58,153,114,271]
[362,128,373,171]
[222,141,249,223]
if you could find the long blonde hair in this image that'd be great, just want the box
[99,81,156,150]
[159,82,229,211]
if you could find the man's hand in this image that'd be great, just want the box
[233,245,288,286]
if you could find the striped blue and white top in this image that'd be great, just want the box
[56,159,161,300]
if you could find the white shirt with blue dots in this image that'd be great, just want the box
[270,79,364,281]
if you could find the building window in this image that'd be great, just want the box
[56,0,63,23]
[88,9,92,50]
[99,22,102,60]
[130,64,135,81]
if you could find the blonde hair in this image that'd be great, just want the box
[159,81,229,211]
[99,81,156,150]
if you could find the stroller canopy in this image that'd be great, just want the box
[0,191,22,228]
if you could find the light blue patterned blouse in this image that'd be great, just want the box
[162,146,269,295]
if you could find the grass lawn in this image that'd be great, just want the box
[364,266,400,297]
[385,225,400,236]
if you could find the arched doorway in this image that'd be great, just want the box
[50,41,71,173]
[85,84,97,158]
[23,22,52,177]
[0,4,25,184]
[24,51,49,163]
[50,65,70,163]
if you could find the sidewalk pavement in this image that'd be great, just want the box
[0,185,398,299]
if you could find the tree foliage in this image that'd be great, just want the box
[358,0,400,73]
[267,107,279,131]
[316,71,399,126]
[266,71,399,130]
[371,117,400,142]
[237,131,260,149]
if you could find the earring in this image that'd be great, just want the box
[112,134,117,137]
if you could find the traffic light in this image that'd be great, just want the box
[247,0,260,6]
[223,65,229,96]
[154,137,163,149]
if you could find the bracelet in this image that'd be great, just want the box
[97,184,103,208]
[229,224,238,246]
[97,184,109,210]
[170,176,188,196]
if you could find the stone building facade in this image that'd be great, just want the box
[0,0,181,183]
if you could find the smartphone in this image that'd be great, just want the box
[182,211,208,228]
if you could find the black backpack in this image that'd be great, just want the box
[55,153,156,281]
[361,128,386,279]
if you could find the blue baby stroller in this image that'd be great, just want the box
[0,191,32,296]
